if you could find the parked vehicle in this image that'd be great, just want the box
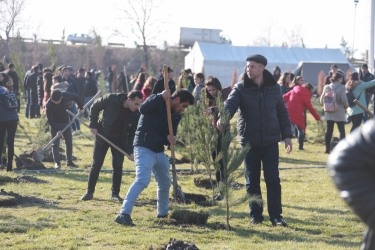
[67,34,95,45]
[179,27,231,48]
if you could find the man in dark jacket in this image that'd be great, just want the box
[76,68,86,105]
[328,119,375,250]
[81,90,143,202]
[84,71,98,118]
[105,66,114,93]
[25,65,40,118]
[46,90,84,169]
[62,66,80,130]
[114,89,194,226]
[6,64,18,95]
[152,67,176,95]
[217,54,293,227]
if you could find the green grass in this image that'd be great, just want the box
[0,100,365,249]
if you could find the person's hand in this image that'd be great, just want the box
[204,107,212,116]
[167,135,177,145]
[127,153,134,161]
[79,109,85,114]
[90,128,97,134]
[161,90,171,100]
[284,138,292,154]
[217,119,222,131]
[56,130,62,137]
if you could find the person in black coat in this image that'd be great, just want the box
[152,67,176,95]
[80,90,142,202]
[328,119,375,250]
[217,54,293,227]
[45,90,84,169]
[25,65,40,118]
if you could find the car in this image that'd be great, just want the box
[67,34,95,45]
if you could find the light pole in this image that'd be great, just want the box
[352,0,359,59]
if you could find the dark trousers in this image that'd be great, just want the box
[68,103,80,131]
[87,136,124,195]
[50,126,73,164]
[350,113,363,133]
[244,143,282,221]
[294,125,305,149]
[363,93,372,123]
[0,120,18,170]
[325,121,345,149]
[213,135,224,183]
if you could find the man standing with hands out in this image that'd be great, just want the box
[81,90,143,202]
[114,88,194,226]
[217,54,293,227]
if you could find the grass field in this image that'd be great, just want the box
[0,97,365,249]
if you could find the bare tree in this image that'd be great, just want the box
[0,0,26,57]
[115,0,168,68]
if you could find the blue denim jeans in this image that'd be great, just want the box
[68,103,80,130]
[244,143,282,221]
[120,146,171,216]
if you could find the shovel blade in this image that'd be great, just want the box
[33,149,44,162]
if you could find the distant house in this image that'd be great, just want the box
[185,42,354,87]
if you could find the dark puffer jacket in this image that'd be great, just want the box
[89,93,140,155]
[328,119,375,250]
[133,94,181,153]
[224,69,292,146]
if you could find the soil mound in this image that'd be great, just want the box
[194,178,216,189]
[0,189,58,207]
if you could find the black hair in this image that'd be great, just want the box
[86,71,92,78]
[127,90,143,100]
[51,90,62,101]
[195,73,204,80]
[53,75,62,82]
[171,88,194,105]
[79,68,85,73]
[8,63,14,68]
[330,72,343,83]
[350,72,359,81]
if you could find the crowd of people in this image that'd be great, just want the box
[0,55,374,229]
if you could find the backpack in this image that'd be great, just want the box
[323,85,339,113]
[1,93,19,110]
[346,90,361,108]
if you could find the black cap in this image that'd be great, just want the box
[362,63,368,68]
[58,65,66,71]
[167,67,173,73]
[67,66,73,71]
[246,54,267,66]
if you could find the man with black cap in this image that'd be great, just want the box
[152,66,176,95]
[217,54,293,227]
[360,63,375,121]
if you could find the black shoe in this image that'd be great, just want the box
[157,214,168,218]
[67,161,79,168]
[114,214,135,227]
[54,163,61,169]
[81,192,94,201]
[271,217,287,227]
[111,194,124,202]
[298,147,304,151]
[250,217,263,225]
[214,193,223,201]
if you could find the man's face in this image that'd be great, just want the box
[125,97,142,112]
[52,97,62,105]
[362,67,368,74]
[171,97,190,114]
[78,71,84,78]
[62,69,69,78]
[246,61,264,81]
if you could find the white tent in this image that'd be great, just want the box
[185,42,353,87]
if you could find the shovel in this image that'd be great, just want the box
[163,64,186,203]
[33,91,102,162]
[66,110,131,158]
[353,99,375,118]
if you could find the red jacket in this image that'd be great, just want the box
[283,85,320,131]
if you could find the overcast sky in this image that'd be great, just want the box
[19,0,369,57]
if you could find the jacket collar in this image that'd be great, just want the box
[243,69,277,88]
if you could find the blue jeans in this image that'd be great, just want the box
[120,146,171,216]
[244,143,282,221]
[68,103,80,130]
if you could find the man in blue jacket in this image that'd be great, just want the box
[217,54,293,227]
[114,89,194,226]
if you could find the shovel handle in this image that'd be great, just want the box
[353,99,374,118]
[41,91,102,152]
[66,110,130,158]
[163,65,175,158]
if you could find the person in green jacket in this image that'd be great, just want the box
[345,72,375,132]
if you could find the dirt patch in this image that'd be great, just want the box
[0,189,58,207]
[152,238,199,250]
[15,156,47,170]
[170,210,209,225]
[177,170,205,176]
[134,198,157,207]
[166,155,191,165]
[194,178,216,189]
[210,222,231,231]
[184,193,207,203]
[15,173,49,184]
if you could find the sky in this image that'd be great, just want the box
[17,0,370,58]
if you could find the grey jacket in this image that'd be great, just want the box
[320,82,348,122]
[224,69,292,146]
